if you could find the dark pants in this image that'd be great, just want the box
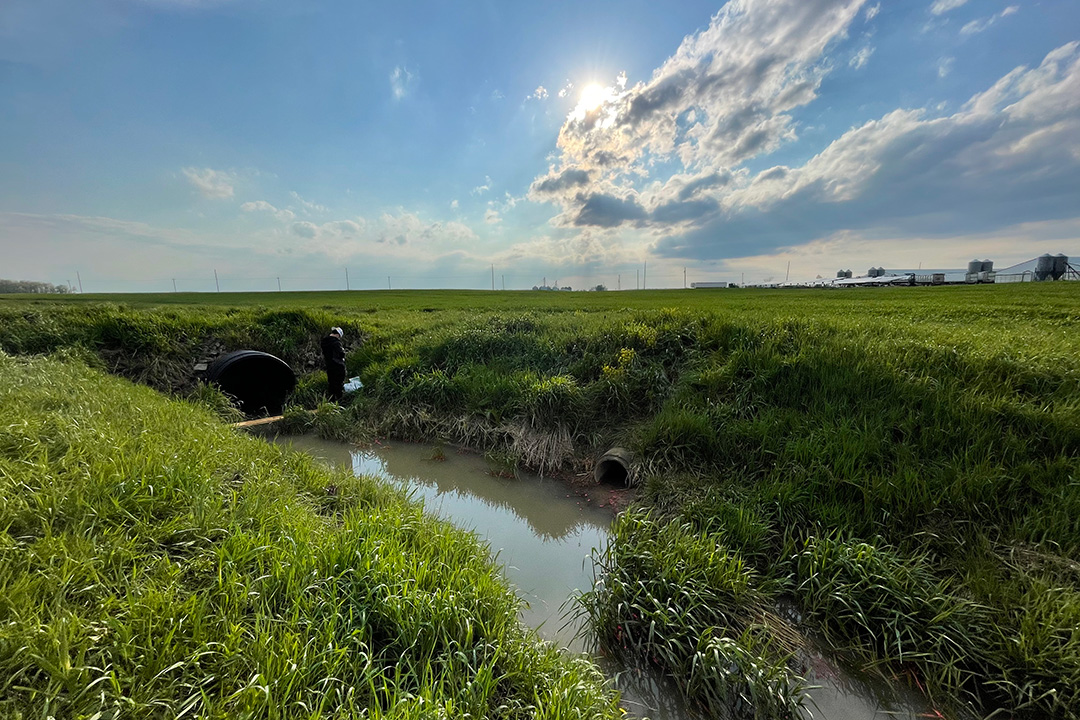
[327,368,345,401]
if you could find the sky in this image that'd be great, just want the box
[1,0,1078,292]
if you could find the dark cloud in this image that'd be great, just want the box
[640,42,1080,260]
[573,193,648,228]
[531,168,591,195]
[651,198,720,224]
[675,171,733,201]
[655,77,1080,259]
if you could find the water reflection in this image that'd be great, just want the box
[279,434,610,651]
[276,434,932,720]
[355,442,600,540]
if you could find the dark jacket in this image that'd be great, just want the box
[321,334,346,374]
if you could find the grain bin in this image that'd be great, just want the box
[1053,254,1069,280]
[968,260,983,275]
[1035,254,1055,281]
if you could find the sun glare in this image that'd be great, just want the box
[579,83,607,112]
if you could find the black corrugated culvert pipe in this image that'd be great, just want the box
[205,350,296,416]
[595,447,633,487]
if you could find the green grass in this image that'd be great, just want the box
[0,352,622,719]
[3,283,1080,717]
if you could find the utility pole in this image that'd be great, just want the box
[345,267,350,291]
[741,272,745,287]
[643,262,647,289]
[502,274,505,290]
[214,269,220,293]
[618,274,621,291]
[277,277,281,292]
[172,278,177,293]
[77,271,83,294]
[388,276,391,290]
[683,266,686,289]
[786,261,790,283]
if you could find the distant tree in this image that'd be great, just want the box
[0,279,69,294]
[561,286,572,291]
[592,284,607,291]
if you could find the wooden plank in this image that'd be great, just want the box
[231,415,285,428]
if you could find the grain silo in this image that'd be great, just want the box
[1053,254,1069,280]
[1035,254,1055,281]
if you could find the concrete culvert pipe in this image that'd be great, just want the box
[595,447,633,486]
[205,350,297,416]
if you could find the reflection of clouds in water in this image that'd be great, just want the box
[353,444,606,541]
[281,435,932,720]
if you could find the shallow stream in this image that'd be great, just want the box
[276,434,934,720]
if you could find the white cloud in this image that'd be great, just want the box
[961,5,1019,35]
[390,66,415,100]
[865,3,880,20]
[532,0,867,228]
[651,43,1080,261]
[930,0,967,16]
[450,199,459,209]
[851,46,874,70]
[289,191,328,214]
[557,80,574,98]
[291,221,317,238]
[532,86,549,100]
[471,176,491,195]
[241,200,295,222]
[375,211,476,250]
[484,208,502,224]
[938,56,955,78]
[182,167,236,199]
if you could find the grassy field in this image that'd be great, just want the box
[0,351,621,719]
[2,283,1080,718]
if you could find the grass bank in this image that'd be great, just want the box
[0,352,622,719]
[3,284,1080,718]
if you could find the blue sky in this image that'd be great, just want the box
[2,0,1078,291]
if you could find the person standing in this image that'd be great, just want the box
[321,326,346,402]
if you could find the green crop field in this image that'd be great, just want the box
[2,283,1079,718]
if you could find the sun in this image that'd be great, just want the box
[578,83,607,112]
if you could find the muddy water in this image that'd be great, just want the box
[277,435,933,720]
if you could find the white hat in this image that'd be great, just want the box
[331,326,344,337]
